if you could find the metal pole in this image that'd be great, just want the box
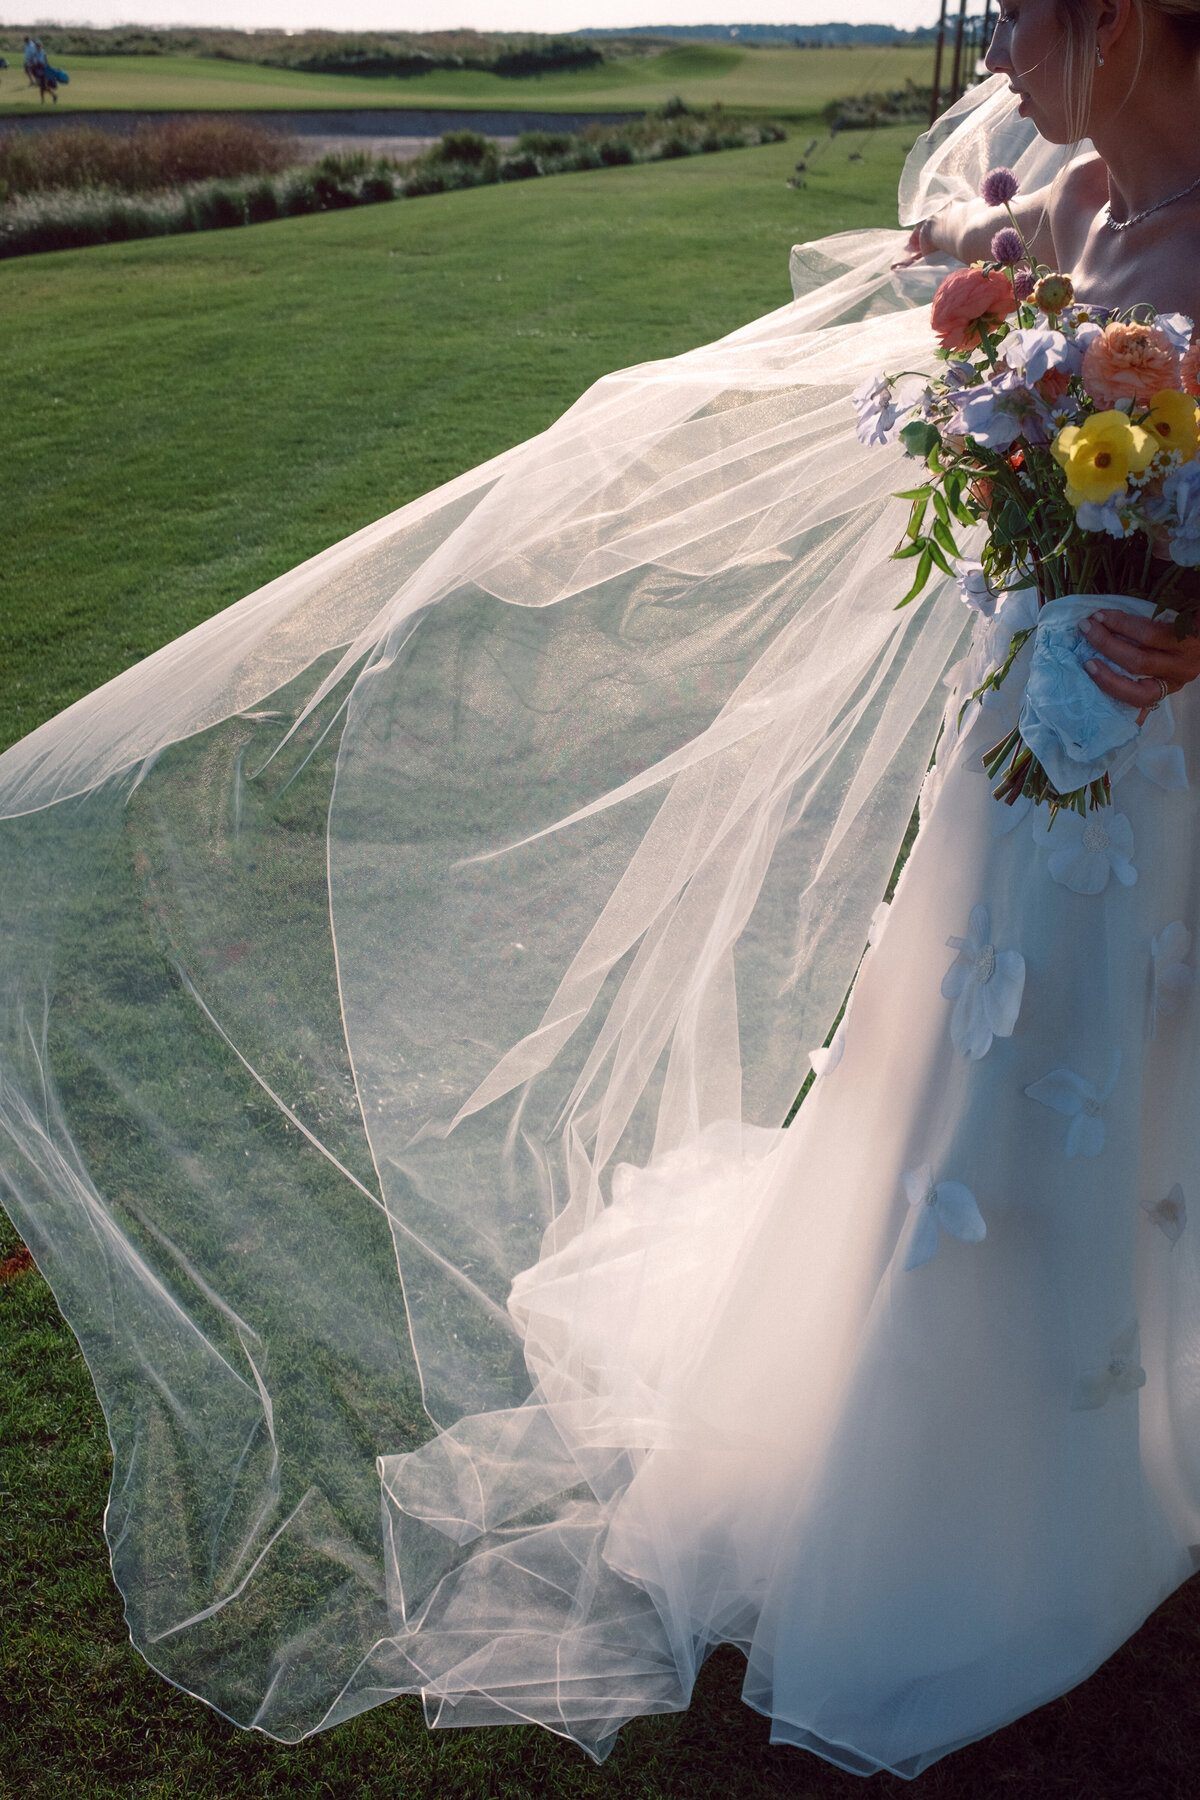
[929,0,949,124]
[981,0,995,75]
[949,0,969,103]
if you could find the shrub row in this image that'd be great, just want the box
[0,108,788,260]
[0,118,297,203]
[824,81,935,130]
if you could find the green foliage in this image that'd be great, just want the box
[424,128,497,167]
[825,79,937,130]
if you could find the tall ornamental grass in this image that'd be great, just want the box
[0,108,788,259]
[0,118,297,202]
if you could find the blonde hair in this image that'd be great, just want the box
[1056,0,1200,140]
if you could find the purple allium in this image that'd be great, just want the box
[991,226,1026,265]
[1013,268,1037,302]
[981,165,1020,207]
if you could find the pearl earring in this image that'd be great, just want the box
[1096,44,1104,64]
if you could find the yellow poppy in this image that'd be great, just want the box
[1051,410,1158,506]
[1144,388,1200,459]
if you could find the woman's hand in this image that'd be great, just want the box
[1081,609,1200,723]
[892,218,938,270]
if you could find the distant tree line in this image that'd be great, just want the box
[576,23,941,46]
[0,26,605,78]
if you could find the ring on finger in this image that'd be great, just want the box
[1147,676,1170,710]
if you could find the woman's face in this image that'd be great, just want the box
[985,0,1081,141]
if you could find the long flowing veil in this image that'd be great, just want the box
[0,78,1079,1752]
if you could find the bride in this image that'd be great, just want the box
[5,0,1200,1780]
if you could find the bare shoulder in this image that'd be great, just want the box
[1047,153,1108,264]
[1051,152,1109,204]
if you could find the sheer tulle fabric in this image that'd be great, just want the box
[9,79,1189,1778]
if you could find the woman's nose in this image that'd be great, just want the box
[984,24,1011,73]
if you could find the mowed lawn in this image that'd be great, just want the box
[0,43,936,117]
[8,125,1200,1800]
[0,127,912,755]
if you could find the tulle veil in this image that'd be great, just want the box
[0,78,1080,1756]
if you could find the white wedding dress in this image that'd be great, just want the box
[3,77,1199,1780]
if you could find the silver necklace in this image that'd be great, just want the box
[1105,168,1200,231]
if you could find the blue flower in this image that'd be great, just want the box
[1001,326,1082,384]
[1162,459,1200,565]
[1074,494,1136,538]
[952,370,1052,448]
[851,372,931,448]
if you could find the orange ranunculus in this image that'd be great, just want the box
[1182,336,1200,398]
[929,266,1018,352]
[1080,321,1181,408]
[1038,367,1071,404]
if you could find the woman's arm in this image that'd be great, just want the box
[911,181,1058,265]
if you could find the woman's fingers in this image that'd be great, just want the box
[1084,609,1174,647]
[1079,612,1176,677]
[891,227,926,270]
[1083,657,1164,718]
[1080,611,1200,689]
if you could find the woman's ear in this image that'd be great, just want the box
[1095,0,1136,62]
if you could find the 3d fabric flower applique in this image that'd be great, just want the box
[809,1020,847,1078]
[992,792,1032,835]
[1033,808,1137,894]
[1143,1183,1187,1245]
[1024,1052,1121,1156]
[1131,698,1188,791]
[901,1164,987,1270]
[1152,922,1193,1024]
[941,903,1025,1059]
[1070,1322,1147,1411]
[1136,741,1189,790]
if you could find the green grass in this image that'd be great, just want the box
[7,125,1200,1800]
[0,44,936,118]
[0,127,913,754]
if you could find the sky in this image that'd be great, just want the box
[15,3,946,37]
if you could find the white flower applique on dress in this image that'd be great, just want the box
[1143,1184,1187,1245]
[1024,1052,1121,1157]
[808,902,892,1078]
[901,1164,987,1270]
[941,904,1025,1059]
[809,1019,848,1079]
[1032,808,1137,894]
[1070,1322,1147,1411]
[1151,922,1193,1028]
[992,792,1032,836]
[1130,699,1188,792]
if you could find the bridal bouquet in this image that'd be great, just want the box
[855,165,1200,818]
